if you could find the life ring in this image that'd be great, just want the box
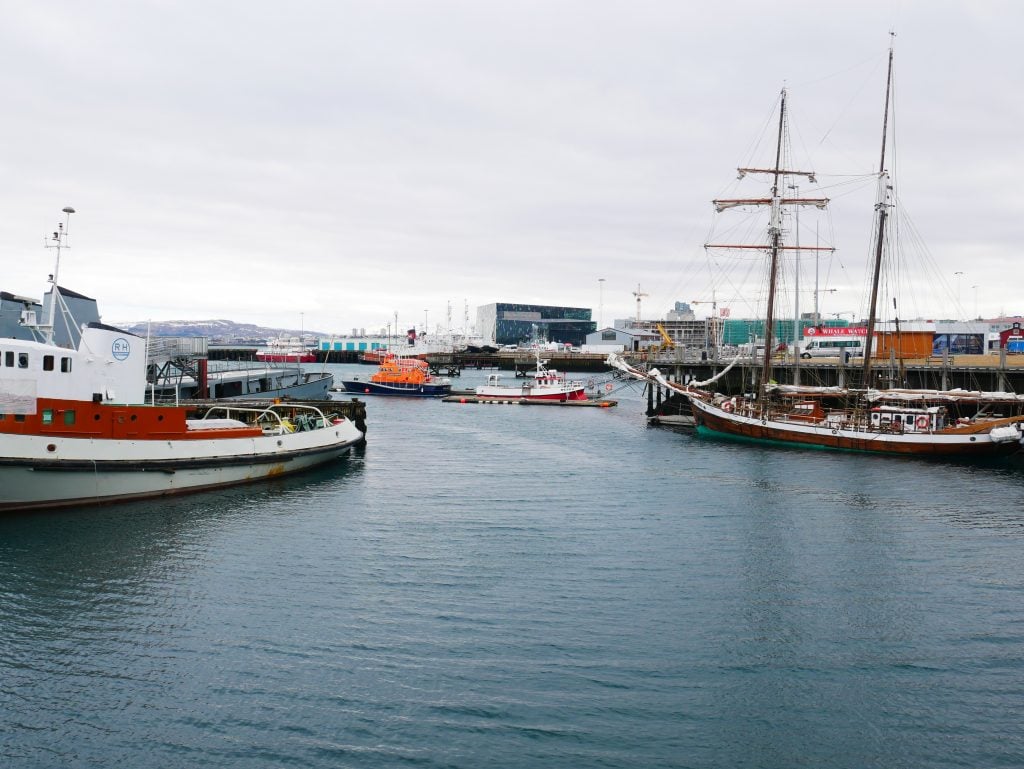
[915,415,929,429]
[722,400,734,413]
[605,383,613,392]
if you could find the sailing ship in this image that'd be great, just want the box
[0,210,366,512]
[613,45,1024,457]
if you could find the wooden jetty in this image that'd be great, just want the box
[644,352,1024,425]
[443,393,616,407]
[647,352,1024,394]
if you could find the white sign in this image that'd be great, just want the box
[804,326,868,337]
[111,338,131,361]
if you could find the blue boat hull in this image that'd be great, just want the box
[340,380,451,398]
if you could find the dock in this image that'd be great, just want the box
[442,393,616,407]
[646,352,1024,394]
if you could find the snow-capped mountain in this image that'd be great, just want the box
[114,319,326,343]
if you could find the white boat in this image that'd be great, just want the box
[475,350,587,401]
[256,336,316,363]
[0,211,365,512]
[149,360,333,401]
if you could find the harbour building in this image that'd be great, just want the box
[1,287,100,348]
[477,303,596,347]
[0,291,40,341]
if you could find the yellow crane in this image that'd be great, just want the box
[654,323,675,352]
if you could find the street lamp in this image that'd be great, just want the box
[954,271,964,318]
[813,288,837,327]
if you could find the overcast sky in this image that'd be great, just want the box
[2,1,1021,336]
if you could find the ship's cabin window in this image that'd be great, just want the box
[43,355,54,371]
[61,357,72,372]
[4,351,12,367]
[14,414,25,422]
[18,353,28,368]
[64,410,76,425]
[42,409,53,425]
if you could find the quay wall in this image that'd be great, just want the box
[217,346,1024,393]
[650,354,1024,395]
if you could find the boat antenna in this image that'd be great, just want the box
[861,37,894,388]
[41,206,75,346]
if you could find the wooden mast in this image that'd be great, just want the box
[861,41,895,388]
[759,88,787,411]
[705,90,830,410]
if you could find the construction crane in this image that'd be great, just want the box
[690,298,718,313]
[692,296,725,355]
[655,323,675,352]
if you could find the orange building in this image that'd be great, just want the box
[872,323,935,359]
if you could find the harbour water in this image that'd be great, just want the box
[3,362,1024,768]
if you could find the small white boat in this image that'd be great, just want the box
[475,350,587,402]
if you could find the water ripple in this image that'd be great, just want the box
[2,369,1024,767]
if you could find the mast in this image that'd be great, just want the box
[758,88,787,408]
[861,41,895,387]
[41,206,76,346]
[704,90,834,407]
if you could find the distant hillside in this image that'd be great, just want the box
[114,319,327,344]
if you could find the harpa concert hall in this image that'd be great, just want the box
[476,303,596,347]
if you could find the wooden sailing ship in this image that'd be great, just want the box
[615,44,1024,457]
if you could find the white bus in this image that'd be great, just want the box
[799,338,865,359]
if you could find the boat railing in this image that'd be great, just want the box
[207,359,306,373]
[195,402,340,435]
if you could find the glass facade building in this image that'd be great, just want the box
[720,318,851,345]
[477,303,596,346]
